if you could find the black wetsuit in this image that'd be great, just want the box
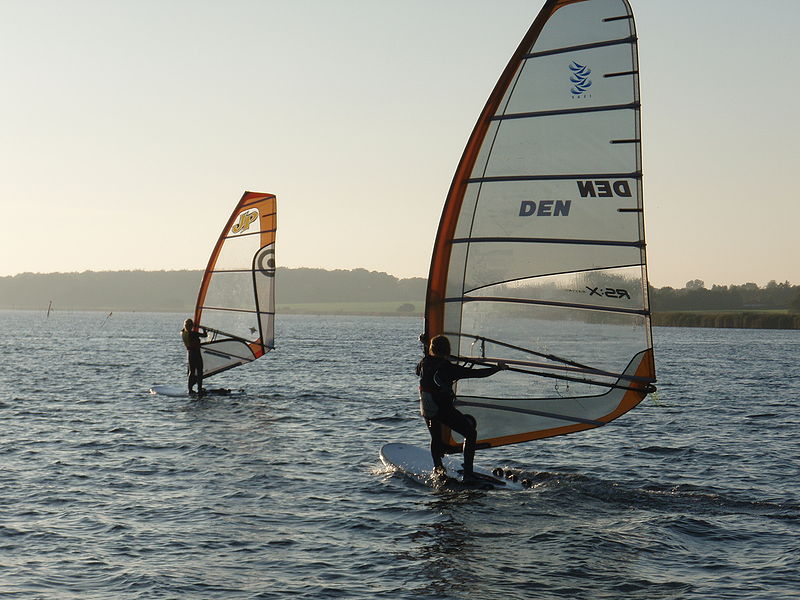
[181,328,207,393]
[416,355,500,475]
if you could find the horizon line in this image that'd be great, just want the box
[1,268,796,290]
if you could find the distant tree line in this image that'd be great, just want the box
[650,279,800,312]
[276,268,425,304]
[2,271,799,319]
[0,268,426,312]
[651,311,800,329]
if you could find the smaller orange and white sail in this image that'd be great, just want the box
[194,191,277,378]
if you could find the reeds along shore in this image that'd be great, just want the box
[652,311,800,330]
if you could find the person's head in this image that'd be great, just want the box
[429,335,451,358]
[183,318,194,330]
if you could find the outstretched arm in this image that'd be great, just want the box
[440,361,504,384]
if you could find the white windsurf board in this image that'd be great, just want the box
[380,442,525,490]
[149,384,245,398]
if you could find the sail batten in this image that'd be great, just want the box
[452,237,644,247]
[220,228,277,241]
[444,295,650,316]
[467,172,641,183]
[201,306,276,315]
[492,101,639,121]
[194,191,277,379]
[458,401,606,426]
[424,0,654,451]
[524,34,636,59]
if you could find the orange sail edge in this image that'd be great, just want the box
[247,339,273,359]
[447,349,656,450]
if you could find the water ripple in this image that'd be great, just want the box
[0,312,798,599]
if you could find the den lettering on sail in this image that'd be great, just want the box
[518,179,634,217]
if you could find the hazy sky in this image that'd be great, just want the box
[1,0,797,288]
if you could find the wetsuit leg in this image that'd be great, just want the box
[188,350,203,393]
[425,418,446,470]
[196,353,204,394]
[436,408,478,475]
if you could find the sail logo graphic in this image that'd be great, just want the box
[577,180,632,198]
[257,244,276,278]
[519,200,571,217]
[569,61,592,97]
[232,210,258,234]
[587,286,631,300]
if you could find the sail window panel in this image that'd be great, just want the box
[459,240,642,292]
[455,403,574,442]
[455,180,482,238]
[201,350,239,377]
[213,233,262,272]
[456,365,611,406]
[483,110,638,178]
[503,44,636,116]
[470,120,498,180]
[260,313,275,348]
[531,0,633,54]
[455,392,628,441]
[445,242,470,299]
[251,242,276,315]
[466,266,646,311]
[203,271,258,313]
[464,180,641,242]
[254,272,275,314]
[200,307,260,343]
[201,339,252,375]
[455,299,649,383]
[495,65,526,131]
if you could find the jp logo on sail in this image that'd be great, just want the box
[569,61,592,96]
[232,210,258,234]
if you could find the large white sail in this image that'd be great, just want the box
[425,0,655,450]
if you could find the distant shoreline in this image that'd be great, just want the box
[2,269,798,330]
[652,311,799,330]
[4,305,798,330]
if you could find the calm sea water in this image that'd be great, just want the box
[1,310,798,599]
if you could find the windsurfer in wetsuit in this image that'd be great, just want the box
[416,334,506,483]
[181,318,208,395]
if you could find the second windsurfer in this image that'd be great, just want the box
[181,318,208,395]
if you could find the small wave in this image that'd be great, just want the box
[368,415,407,424]
[640,445,692,455]
[494,468,800,521]
[107,426,134,434]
